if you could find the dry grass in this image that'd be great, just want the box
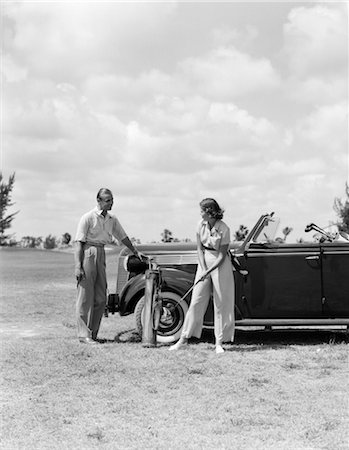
[0,248,348,449]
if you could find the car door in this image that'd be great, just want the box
[321,243,349,317]
[238,242,323,318]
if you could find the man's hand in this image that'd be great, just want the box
[134,250,147,261]
[75,267,85,285]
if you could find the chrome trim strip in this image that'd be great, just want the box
[246,252,320,257]
[234,318,349,326]
[322,252,349,256]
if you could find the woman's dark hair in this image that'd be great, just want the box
[200,198,224,220]
[97,188,113,200]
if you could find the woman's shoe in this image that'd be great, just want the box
[79,337,98,345]
[169,339,188,351]
[215,345,225,354]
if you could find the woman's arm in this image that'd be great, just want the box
[199,243,229,280]
[197,233,207,272]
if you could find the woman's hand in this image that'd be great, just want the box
[198,271,210,282]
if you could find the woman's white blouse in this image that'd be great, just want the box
[197,219,230,250]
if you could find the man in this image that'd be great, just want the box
[74,188,142,344]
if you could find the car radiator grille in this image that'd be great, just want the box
[116,256,129,294]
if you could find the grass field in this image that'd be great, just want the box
[0,248,348,450]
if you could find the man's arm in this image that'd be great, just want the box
[74,241,86,283]
[121,236,142,259]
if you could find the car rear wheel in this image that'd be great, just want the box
[134,291,189,344]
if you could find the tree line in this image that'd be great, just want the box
[1,171,349,247]
[20,233,72,249]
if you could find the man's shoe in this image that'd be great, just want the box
[79,337,98,345]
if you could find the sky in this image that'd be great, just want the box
[1,0,348,243]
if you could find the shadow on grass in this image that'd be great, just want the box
[200,328,349,350]
[94,329,142,344]
[96,327,348,348]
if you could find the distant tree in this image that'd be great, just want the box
[0,172,19,245]
[234,225,249,241]
[35,237,43,248]
[21,236,43,248]
[21,236,30,248]
[334,183,349,233]
[62,232,71,245]
[131,237,141,245]
[161,229,174,243]
[44,234,57,249]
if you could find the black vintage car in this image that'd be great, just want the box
[107,213,349,343]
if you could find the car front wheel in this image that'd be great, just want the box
[134,291,189,344]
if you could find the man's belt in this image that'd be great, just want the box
[85,242,105,248]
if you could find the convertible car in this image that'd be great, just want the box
[107,213,349,343]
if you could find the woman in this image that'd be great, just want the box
[169,198,240,354]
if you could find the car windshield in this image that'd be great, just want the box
[253,216,280,243]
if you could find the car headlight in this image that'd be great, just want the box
[125,254,148,274]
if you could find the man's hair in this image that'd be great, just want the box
[97,188,113,200]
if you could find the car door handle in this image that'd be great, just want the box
[305,256,319,260]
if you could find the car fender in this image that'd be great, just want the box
[119,268,195,316]
[161,269,194,299]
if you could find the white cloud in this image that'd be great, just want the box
[179,46,280,100]
[285,76,347,107]
[2,55,27,83]
[211,24,259,48]
[2,2,347,243]
[3,2,178,81]
[265,158,326,177]
[123,120,208,174]
[283,4,347,77]
[138,95,210,134]
[297,102,348,155]
[208,103,277,143]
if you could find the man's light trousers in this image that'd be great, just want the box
[76,244,107,339]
